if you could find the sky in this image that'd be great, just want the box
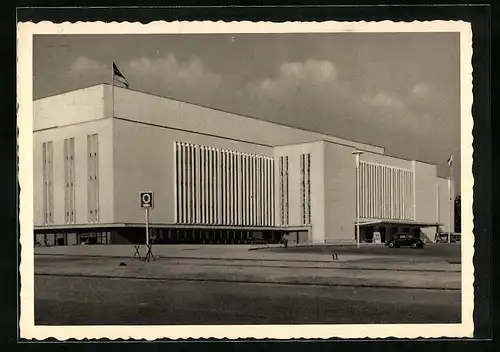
[33,33,461,191]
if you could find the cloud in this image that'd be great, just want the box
[249,60,338,96]
[125,54,222,104]
[62,55,451,163]
[245,60,406,127]
[363,90,405,109]
[69,56,107,73]
[65,54,223,107]
[239,60,447,154]
[410,82,432,98]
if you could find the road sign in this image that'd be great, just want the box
[140,191,154,209]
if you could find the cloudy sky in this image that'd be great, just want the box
[33,33,461,189]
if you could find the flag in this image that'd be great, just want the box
[113,62,129,88]
[447,154,453,167]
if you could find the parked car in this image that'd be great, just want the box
[386,233,425,249]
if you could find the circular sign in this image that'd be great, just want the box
[142,193,151,205]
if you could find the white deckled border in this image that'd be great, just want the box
[17,19,474,341]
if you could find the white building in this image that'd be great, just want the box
[34,84,454,246]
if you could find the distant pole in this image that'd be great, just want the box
[146,207,150,247]
[352,150,364,248]
[448,155,454,243]
[448,178,451,243]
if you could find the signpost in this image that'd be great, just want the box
[352,150,364,248]
[140,191,155,262]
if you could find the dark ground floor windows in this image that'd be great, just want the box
[34,228,299,246]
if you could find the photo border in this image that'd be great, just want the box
[12,4,491,337]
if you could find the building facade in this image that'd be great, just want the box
[33,84,454,246]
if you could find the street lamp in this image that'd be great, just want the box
[352,150,364,248]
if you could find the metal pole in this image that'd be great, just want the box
[448,177,451,243]
[352,151,362,248]
[356,158,359,248]
[146,207,150,246]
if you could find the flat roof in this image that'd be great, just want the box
[34,83,385,154]
[357,220,443,228]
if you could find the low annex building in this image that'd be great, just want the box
[33,84,454,246]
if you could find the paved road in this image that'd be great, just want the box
[35,275,461,325]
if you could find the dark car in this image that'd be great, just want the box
[386,233,425,249]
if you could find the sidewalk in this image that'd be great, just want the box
[35,256,461,290]
[35,246,461,290]
[34,244,460,272]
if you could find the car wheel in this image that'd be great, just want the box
[411,243,417,249]
[388,242,394,248]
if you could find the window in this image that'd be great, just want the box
[87,134,99,222]
[64,138,76,224]
[300,153,311,225]
[279,156,289,226]
[42,141,54,224]
[307,153,311,224]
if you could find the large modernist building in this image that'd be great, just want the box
[34,84,454,246]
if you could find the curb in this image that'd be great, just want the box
[35,272,461,291]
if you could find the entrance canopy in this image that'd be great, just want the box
[356,219,442,228]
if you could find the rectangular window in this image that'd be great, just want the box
[214,149,217,224]
[279,156,289,226]
[217,150,222,224]
[180,143,186,223]
[264,157,269,226]
[174,142,180,223]
[300,154,305,224]
[237,154,242,225]
[279,156,284,225]
[194,145,200,224]
[87,134,99,222]
[187,145,192,224]
[201,147,204,224]
[272,158,276,226]
[221,150,226,224]
[307,153,311,224]
[242,154,247,225]
[64,138,76,224]
[256,157,261,226]
[300,153,312,225]
[42,141,54,224]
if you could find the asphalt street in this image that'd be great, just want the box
[35,275,461,325]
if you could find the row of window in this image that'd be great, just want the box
[359,161,414,221]
[41,134,99,225]
[174,142,275,226]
